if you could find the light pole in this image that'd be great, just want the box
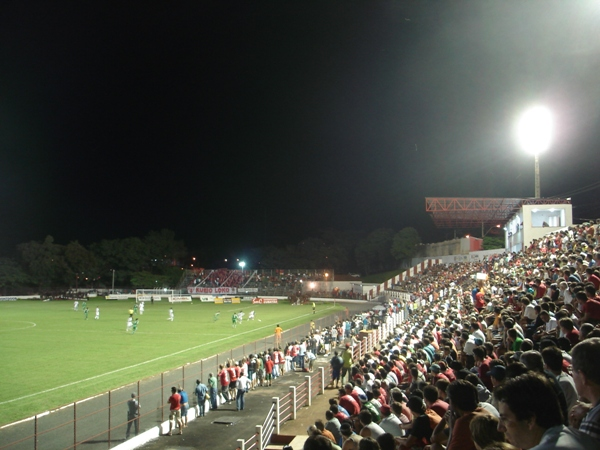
[239,261,246,277]
[111,269,115,294]
[517,106,553,198]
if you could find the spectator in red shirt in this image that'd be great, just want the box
[586,268,600,290]
[265,355,274,386]
[431,380,490,450]
[167,386,183,435]
[473,347,493,391]
[218,364,230,403]
[559,317,580,347]
[338,388,360,416]
[423,385,449,418]
[429,364,449,384]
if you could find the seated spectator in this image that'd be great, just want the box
[378,404,403,437]
[541,346,578,411]
[316,419,338,444]
[469,413,506,450]
[571,337,600,441]
[396,396,438,449]
[423,385,449,418]
[358,410,385,439]
[358,437,380,450]
[433,379,491,450]
[375,433,397,450]
[304,433,341,450]
[496,373,599,449]
[339,388,361,416]
[325,409,343,446]
[340,422,362,450]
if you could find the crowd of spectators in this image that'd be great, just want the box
[302,221,600,450]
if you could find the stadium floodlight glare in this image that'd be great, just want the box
[517,106,553,198]
[239,261,246,276]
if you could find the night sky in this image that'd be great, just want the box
[1,1,600,265]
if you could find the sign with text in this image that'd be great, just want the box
[187,286,237,295]
[252,297,279,304]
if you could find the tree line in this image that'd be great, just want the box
[0,227,421,293]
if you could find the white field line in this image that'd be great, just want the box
[0,321,36,331]
[0,306,333,406]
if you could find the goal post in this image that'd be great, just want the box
[135,289,176,303]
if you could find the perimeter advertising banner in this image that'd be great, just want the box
[252,297,279,304]
[187,287,237,295]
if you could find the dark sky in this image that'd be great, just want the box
[1,1,600,265]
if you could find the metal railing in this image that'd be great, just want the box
[235,311,405,450]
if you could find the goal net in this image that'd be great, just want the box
[136,289,176,303]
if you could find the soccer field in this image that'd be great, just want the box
[0,298,342,426]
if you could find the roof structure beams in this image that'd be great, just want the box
[425,197,571,229]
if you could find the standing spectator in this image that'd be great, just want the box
[330,351,344,389]
[298,339,307,371]
[208,373,218,411]
[236,371,250,411]
[125,393,140,439]
[227,362,238,400]
[167,386,183,436]
[194,379,207,417]
[341,344,353,384]
[274,324,283,347]
[496,373,598,449]
[177,386,189,427]
[265,355,274,386]
[218,364,230,404]
[571,337,600,441]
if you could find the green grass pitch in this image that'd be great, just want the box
[0,298,342,426]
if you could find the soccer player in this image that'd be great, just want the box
[232,313,237,328]
[132,318,139,334]
[237,311,244,323]
[312,302,316,314]
[168,307,174,321]
[73,300,79,311]
[95,307,100,320]
[139,301,144,315]
[83,306,89,320]
[82,300,87,310]
[213,311,220,321]
[248,310,255,320]
[128,307,134,317]
[126,316,133,332]
[133,303,138,315]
